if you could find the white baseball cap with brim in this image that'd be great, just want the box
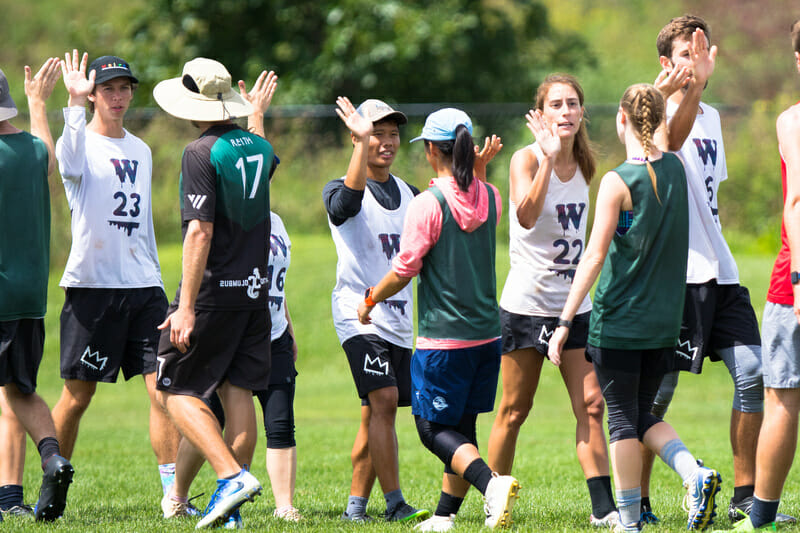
[153,58,253,122]
[0,69,18,122]
[409,108,473,143]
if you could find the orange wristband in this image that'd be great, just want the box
[364,287,377,307]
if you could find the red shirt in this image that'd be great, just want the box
[768,155,793,304]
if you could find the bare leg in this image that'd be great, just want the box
[171,436,206,499]
[51,379,97,460]
[144,373,179,465]
[731,409,762,487]
[0,388,26,486]
[640,446,657,498]
[218,382,257,469]
[487,348,543,474]
[350,405,376,498]
[366,386,400,494]
[266,447,296,508]
[560,348,609,479]
[753,388,800,500]
[2,383,57,445]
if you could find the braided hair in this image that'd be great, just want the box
[620,84,665,203]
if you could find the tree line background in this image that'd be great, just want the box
[2,0,798,265]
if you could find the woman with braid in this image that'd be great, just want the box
[549,84,721,533]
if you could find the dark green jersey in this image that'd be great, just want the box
[175,124,276,310]
[588,153,688,349]
[0,132,50,320]
[418,184,500,341]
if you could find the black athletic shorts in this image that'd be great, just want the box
[156,306,271,399]
[342,334,412,407]
[0,319,45,394]
[500,308,590,357]
[266,327,298,387]
[675,281,761,373]
[60,287,168,382]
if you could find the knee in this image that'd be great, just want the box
[583,390,605,422]
[62,385,95,413]
[367,388,398,419]
[607,408,638,443]
[265,416,295,449]
[497,398,532,430]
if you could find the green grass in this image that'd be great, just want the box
[9,234,797,531]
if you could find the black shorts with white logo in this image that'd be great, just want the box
[60,287,168,382]
[156,306,271,399]
[500,308,590,358]
[675,281,761,373]
[0,319,45,394]
[342,334,412,407]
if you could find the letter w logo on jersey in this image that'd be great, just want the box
[270,234,288,258]
[186,194,208,210]
[378,233,401,261]
[110,158,139,185]
[555,203,586,232]
[363,353,389,376]
[692,139,718,166]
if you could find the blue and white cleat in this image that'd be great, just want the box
[195,470,261,529]
[684,463,722,530]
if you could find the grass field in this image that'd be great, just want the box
[8,234,798,532]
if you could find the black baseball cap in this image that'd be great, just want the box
[89,56,138,85]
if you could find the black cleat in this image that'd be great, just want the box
[34,455,74,521]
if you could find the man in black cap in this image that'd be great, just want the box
[49,50,182,509]
[0,57,74,523]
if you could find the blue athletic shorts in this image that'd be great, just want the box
[411,339,501,426]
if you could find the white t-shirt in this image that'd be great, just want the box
[667,100,738,284]
[268,211,291,340]
[56,107,162,288]
[500,142,592,316]
[328,175,415,348]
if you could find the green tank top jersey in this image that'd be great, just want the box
[0,132,50,320]
[418,183,501,340]
[588,153,688,350]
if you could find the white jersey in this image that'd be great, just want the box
[268,211,291,340]
[329,175,415,348]
[56,107,162,288]
[667,100,738,284]
[500,142,592,316]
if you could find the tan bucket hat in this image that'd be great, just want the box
[153,58,253,121]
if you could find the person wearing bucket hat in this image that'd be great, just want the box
[324,97,431,523]
[0,57,75,523]
[357,109,515,531]
[153,57,279,529]
[50,49,182,516]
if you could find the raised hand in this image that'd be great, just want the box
[473,134,503,181]
[61,49,95,106]
[655,65,690,99]
[688,28,717,86]
[24,57,62,105]
[526,109,560,159]
[335,96,373,142]
[238,70,278,116]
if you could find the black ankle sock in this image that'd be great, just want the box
[37,437,60,467]
[641,496,653,513]
[462,458,493,495]
[0,485,24,511]
[434,491,464,517]
[733,485,755,503]
[587,476,617,517]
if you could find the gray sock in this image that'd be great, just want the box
[615,486,641,528]
[384,489,405,513]
[346,496,369,518]
[658,438,697,484]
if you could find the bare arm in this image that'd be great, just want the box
[778,106,800,323]
[24,58,61,176]
[665,29,718,151]
[158,220,213,353]
[335,96,373,191]
[238,70,278,138]
[473,135,503,181]
[357,270,413,324]
[512,109,561,229]
[547,171,629,364]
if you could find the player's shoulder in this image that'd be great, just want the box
[777,103,800,134]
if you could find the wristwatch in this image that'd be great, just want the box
[792,271,800,285]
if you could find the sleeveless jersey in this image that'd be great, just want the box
[56,107,162,288]
[499,142,592,317]
[667,100,738,284]
[418,184,500,341]
[768,151,793,304]
[589,154,689,349]
[329,175,415,348]
[268,212,291,340]
[0,132,50,320]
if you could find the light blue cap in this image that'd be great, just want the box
[409,108,473,143]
